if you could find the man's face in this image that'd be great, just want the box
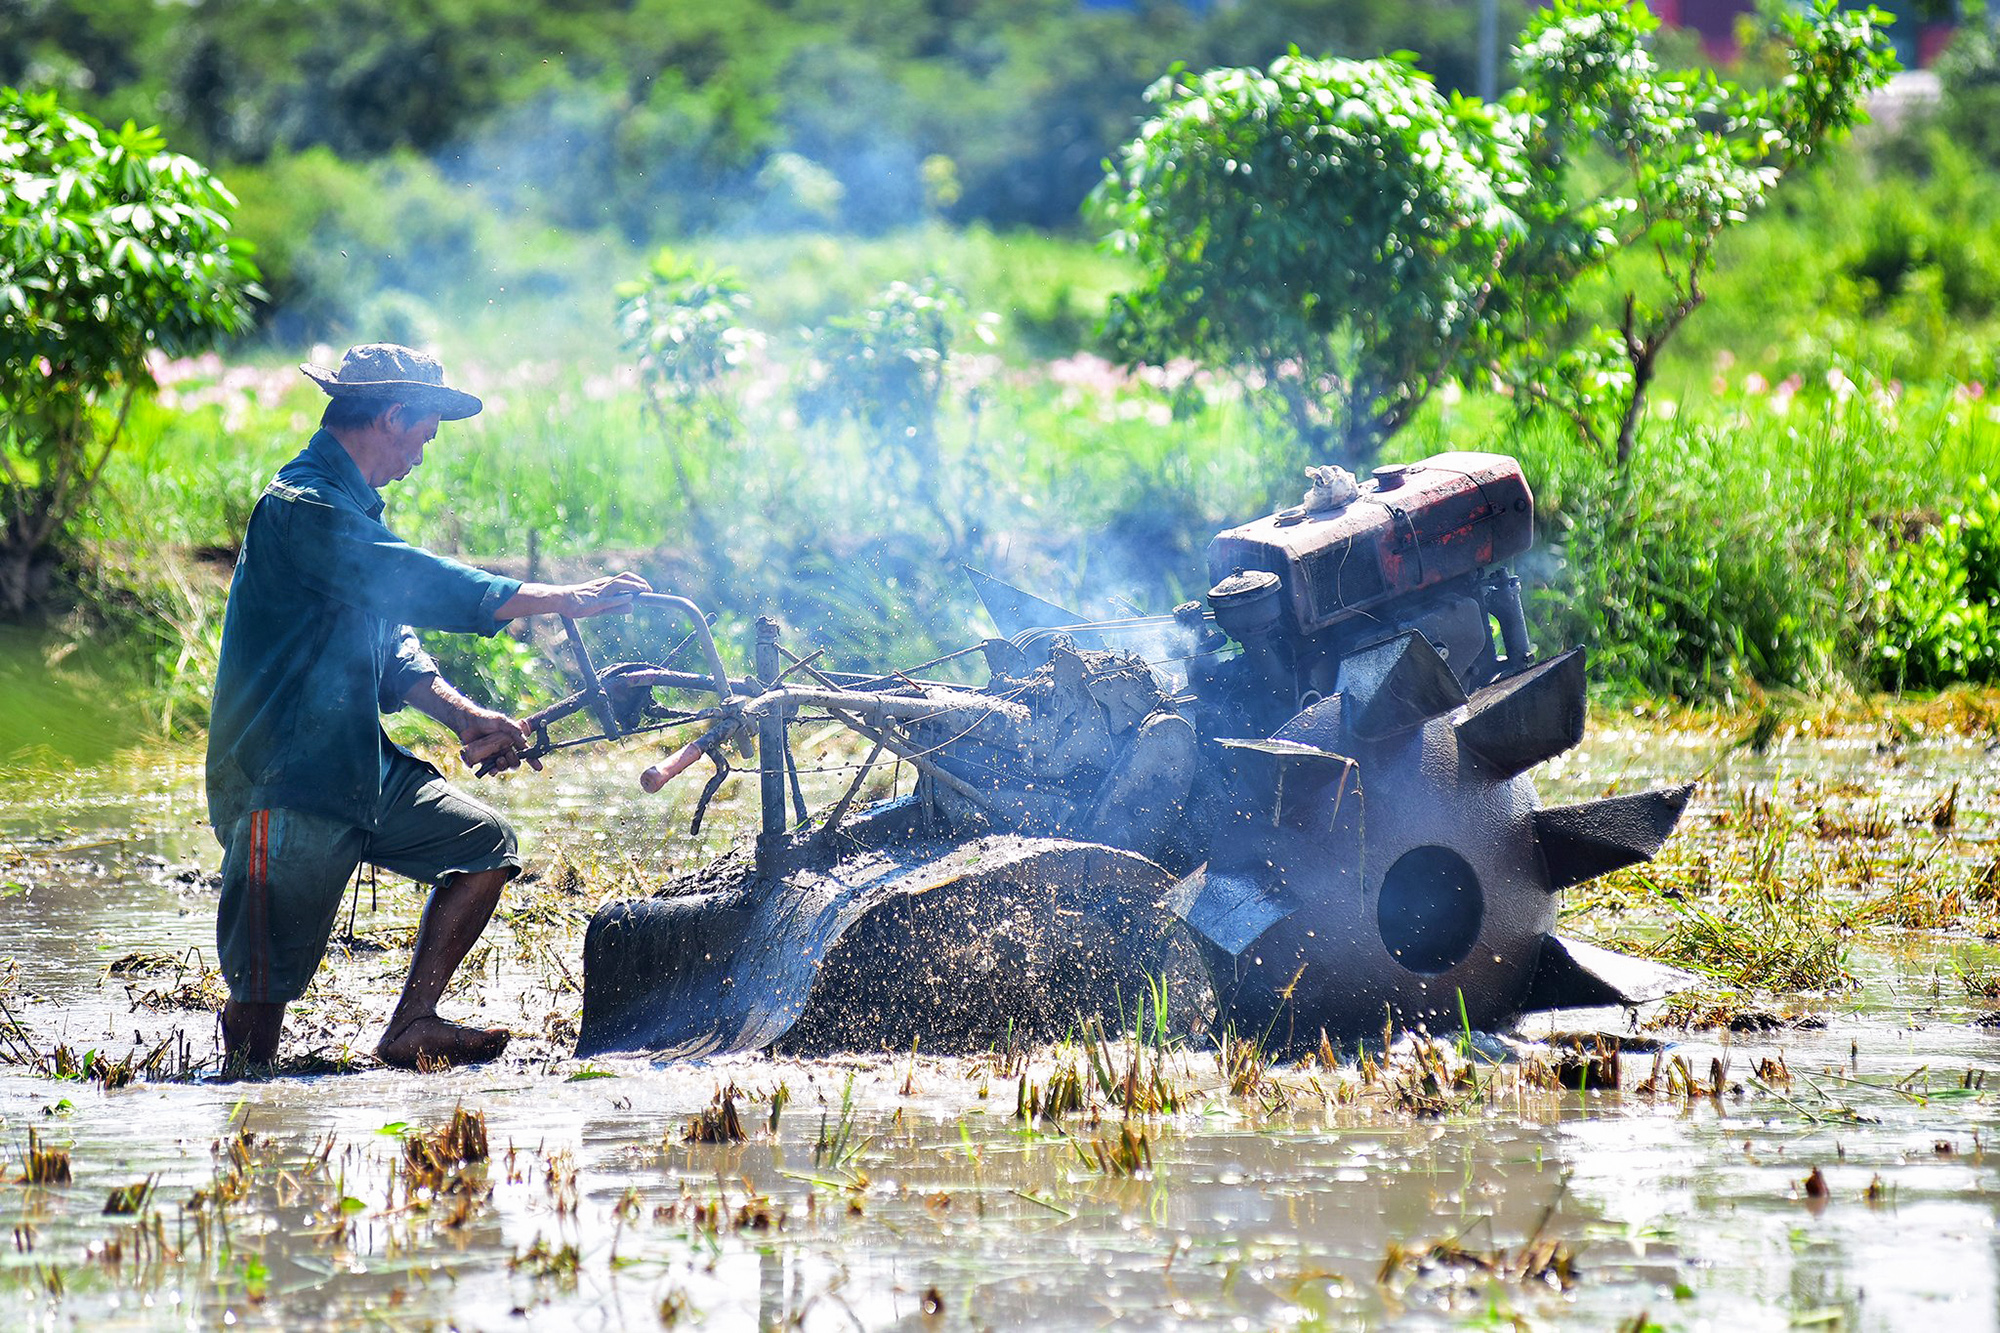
[374,410,442,485]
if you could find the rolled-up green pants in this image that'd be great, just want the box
[216,751,520,1005]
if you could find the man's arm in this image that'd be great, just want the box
[380,624,442,714]
[282,495,522,634]
[283,487,649,631]
[494,571,652,622]
[398,572,655,776]
[403,675,540,774]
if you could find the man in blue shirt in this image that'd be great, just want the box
[208,344,649,1071]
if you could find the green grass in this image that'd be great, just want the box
[1508,383,2000,695]
[696,223,1136,359]
[76,337,2000,732]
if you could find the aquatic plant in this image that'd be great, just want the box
[509,1234,581,1284]
[812,1073,868,1171]
[1058,999,1192,1119]
[682,1086,747,1144]
[1649,895,1852,992]
[20,1129,70,1185]
[1383,1037,1484,1118]
[1216,1030,1270,1101]
[1075,1122,1151,1178]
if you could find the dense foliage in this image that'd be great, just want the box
[796,278,984,546]
[1497,0,1897,468]
[3,0,1533,240]
[8,0,2000,713]
[0,87,258,615]
[1867,477,2000,690]
[615,249,758,553]
[1096,0,1896,463]
[1096,55,1524,456]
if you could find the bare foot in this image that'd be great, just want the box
[376,1015,511,1070]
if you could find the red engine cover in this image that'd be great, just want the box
[1205,452,1534,636]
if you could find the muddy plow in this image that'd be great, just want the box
[579,832,1200,1058]
[537,451,1696,1058]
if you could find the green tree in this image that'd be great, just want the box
[795,277,986,550]
[615,247,761,554]
[1094,1,1895,465]
[1496,0,1897,470]
[1094,54,1526,457]
[0,87,259,616]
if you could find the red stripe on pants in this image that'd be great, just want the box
[249,810,269,1001]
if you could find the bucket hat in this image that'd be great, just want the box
[299,344,483,420]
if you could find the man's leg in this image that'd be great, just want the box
[368,753,523,1069]
[215,808,368,1070]
[221,1000,285,1064]
[376,867,513,1067]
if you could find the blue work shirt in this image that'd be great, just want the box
[206,430,522,832]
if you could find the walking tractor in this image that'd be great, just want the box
[518,452,1695,1058]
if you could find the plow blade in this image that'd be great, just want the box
[576,831,1201,1058]
[1519,933,1698,1011]
[1171,868,1300,957]
[966,567,1088,639]
[1456,648,1588,780]
[1334,631,1468,741]
[1534,784,1696,892]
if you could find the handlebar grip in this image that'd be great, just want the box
[640,738,706,793]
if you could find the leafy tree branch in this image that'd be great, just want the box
[1093,2,1895,473]
[1496,0,1898,472]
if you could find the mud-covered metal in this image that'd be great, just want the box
[1177,634,1694,1045]
[576,806,1201,1057]
[1455,648,1588,780]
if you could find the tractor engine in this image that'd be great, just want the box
[1196,452,1537,734]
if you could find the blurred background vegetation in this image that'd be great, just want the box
[6,0,1598,355]
[4,0,2000,756]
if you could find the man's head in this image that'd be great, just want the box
[300,344,480,488]
[322,399,443,486]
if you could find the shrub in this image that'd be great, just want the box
[1095,53,1525,459]
[1866,477,2000,689]
[0,87,258,616]
[1095,1,1897,470]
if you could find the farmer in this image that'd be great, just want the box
[206,343,649,1070]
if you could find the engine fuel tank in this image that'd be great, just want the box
[1206,452,1534,637]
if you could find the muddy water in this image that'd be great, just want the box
[0,720,1992,1330]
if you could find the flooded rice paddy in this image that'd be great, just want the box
[0,700,1994,1330]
